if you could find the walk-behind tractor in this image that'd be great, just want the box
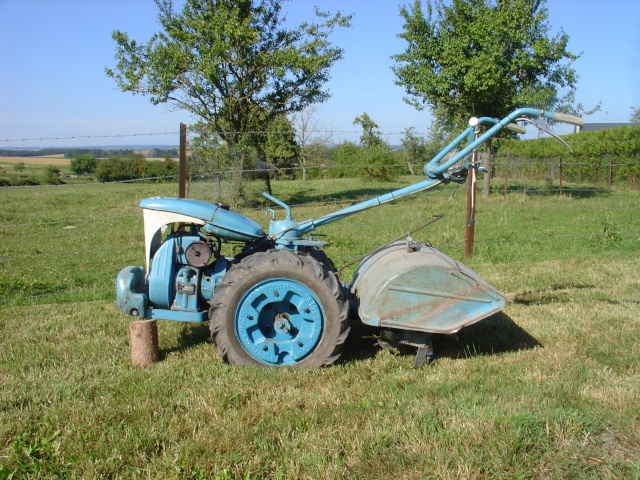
[117,108,583,367]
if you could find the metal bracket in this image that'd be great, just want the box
[380,329,436,368]
[414,343,435,368]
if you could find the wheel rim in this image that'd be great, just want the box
[235,278,325,366]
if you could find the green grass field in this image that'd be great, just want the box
[1,177,639,479]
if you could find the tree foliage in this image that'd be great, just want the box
[631,107,640,124]
[106,0,351,149]
[400,127,428,175]
[43,165,64,185]
[353,112,385,148]
[94,155,178,183]
[392,0,582,131]
[262,114,299,178]
[107,0,349,205]
[351,113,397,181]
[70,154,98,175]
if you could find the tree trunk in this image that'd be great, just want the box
[130,319,160,367]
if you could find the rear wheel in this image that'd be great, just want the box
[209,249,350,367]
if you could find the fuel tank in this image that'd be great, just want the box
[350,241,506,334]
[140,197,265,242]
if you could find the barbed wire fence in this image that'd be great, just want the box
[3,127,639,192]
[2,128,639,306]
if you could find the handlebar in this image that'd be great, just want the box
[425,108,583,178]
[505,123,527,134]
[552,112,585,126]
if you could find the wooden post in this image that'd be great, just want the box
[559,160,563,194]
[179,123,187,198]
[503,151,509,199]
[130,319,160,367]
[465,142,479,259]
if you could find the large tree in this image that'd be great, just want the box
[392,0,581,131]
[106,0,350,150]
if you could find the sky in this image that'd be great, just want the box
[0,0,639,148]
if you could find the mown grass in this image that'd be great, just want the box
[1,177,639,479]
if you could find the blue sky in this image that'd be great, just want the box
[0,0,638,148]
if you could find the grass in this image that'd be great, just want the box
[1,176,639,478]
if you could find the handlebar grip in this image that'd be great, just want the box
[553,112,584,126]
[505,123,526,134]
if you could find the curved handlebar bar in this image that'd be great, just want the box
[425,108,583,178]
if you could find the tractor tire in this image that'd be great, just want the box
[209,249,350,367]
[307,247,337,273]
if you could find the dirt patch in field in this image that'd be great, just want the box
[0,156,70,165]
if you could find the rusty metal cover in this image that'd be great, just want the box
[350,241,505,334]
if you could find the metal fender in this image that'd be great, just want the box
[351,241,506,334]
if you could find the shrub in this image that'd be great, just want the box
[43,165,64,185]
[70,154,98,175]
[94,155,178,183]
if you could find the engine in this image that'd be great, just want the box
[117,229,230,322]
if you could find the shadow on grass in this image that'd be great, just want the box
[161,312,539,366]
[512,281,595,306]
[340,312,541,365]
[161,322,211,358]
[435,312,541,360]
[282,186,410,206]
[496,184,612,199]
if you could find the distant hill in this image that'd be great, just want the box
[0,146,179,158]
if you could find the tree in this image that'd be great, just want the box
[631,107,640,124]
[70,154,98,175]
[352,113,397,181]
[353,112,385,148]
[400,127,428,175]
[262,115,299,179]
[392,0,582,131]
[106,0,351,193]
[291,106,334,181]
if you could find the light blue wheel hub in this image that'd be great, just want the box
[235,278,325,365]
